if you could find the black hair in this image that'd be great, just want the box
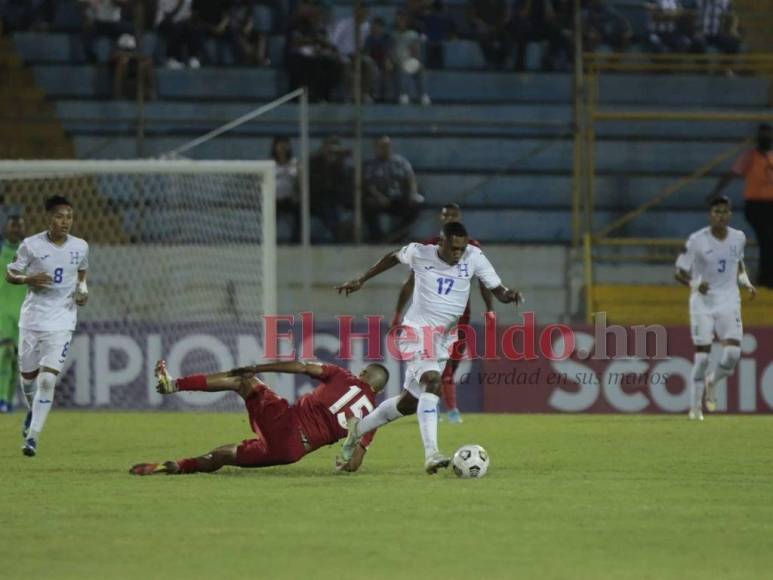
[442,221,468,238]
[368,363,390,387]
[708,195,731,209]
[270,135,292,161]
[44,195,72,212]
[442,203,460,211]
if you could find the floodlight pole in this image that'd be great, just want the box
[353,0,364,244]
[300,88,312,302]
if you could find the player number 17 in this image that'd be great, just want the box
[329,385,375,429]
[436,277,454,295]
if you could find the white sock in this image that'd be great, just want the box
[29,372,57,440]
[690,352,709,409]
[417,392,440,459]
[356,396,403,437]
[713,345,741,382]
[21,377,35,409]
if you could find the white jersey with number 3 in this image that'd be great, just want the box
[397,242,502,331]
[7,232,89,332]
[675,226,745,313]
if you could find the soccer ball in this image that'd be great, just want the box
[452,444,489,478]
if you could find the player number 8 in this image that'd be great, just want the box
[53,267,64,283]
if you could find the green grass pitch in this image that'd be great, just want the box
[2,411,773,579]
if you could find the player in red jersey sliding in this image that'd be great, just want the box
[391,204,493,423]
[130,359,389,475]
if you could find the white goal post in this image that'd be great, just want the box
[0,159,276,410]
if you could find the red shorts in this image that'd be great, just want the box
[235,381,308,468]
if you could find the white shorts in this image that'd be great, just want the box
[396,325,456,399]
[690,307,743,346]
[18,328,73,374]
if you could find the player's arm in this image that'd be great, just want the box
[336,443,367,472]
[490,285,524,305]
[74,269,89,306]
[674,239,708,294]
[473,251,524,306]
[228,360,327,378]
[5,243,50,287]
[392,272,415,327]
[479,280,495,312]
[335,249,402,296]
[738,260,756,300]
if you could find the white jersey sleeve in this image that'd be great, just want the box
[7,239,32,274]
[470,248,502,290]
[675,236,696,273]
[397,243,421,266]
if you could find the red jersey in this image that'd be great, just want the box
[421,236,482,324]
[293,364,377,451]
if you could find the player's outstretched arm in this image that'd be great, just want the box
[335,250,401,296]
[74,270,89,306]
[491,285,524,306]
[479,280,495,312]
[392,272,415,327]
[227,360,326,378]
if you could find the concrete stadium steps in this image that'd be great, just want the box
[592,285,773,326]
[68,133,747,175]
[51,100,766,140]
[0,31,74,159]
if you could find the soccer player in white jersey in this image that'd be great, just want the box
[5,196,90,456]
[675,195,756,421]
[335,221,523,473]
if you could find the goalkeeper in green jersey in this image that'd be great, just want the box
[0,215,27,412]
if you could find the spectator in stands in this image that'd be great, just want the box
[1,0,55,32]
[644,0,701,53]
[80,0,135,64]
[155,0,201,68]
[285,1,343,102]
[111,33,155,100]
[508,0,565,71]
[582,0,633,52]
[230,0,270,65]
[468,0,511,68]
[405,0,432,30]
[331,5,378,102]
[271,136,300,243]
[711,124,773,288]
[421,0,455,69]
[364,136,424,242]
[364,17,393,101]
[693,0,741,54]
[191,0,239,65]
[309,136,352,242]
[392,10,431,105]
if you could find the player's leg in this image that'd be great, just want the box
[339,390,414,462]
[688,312,713,420]
[705,309,743,411]
[25,331,72,450]
[130,443,240,475]
[442,337,466,423]
[154,359,256,396]
[18,328,39,412]
[416,368,450,473]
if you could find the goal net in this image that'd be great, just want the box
[0,159,276,411]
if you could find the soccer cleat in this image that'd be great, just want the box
[129,461,180,476]
[704,372,717,412]
[21,411,32,439]
[22,438,37,457]
[688,408,704,421]
[154,360,177,394]
[447,408,463,424]
[424,452,451,474]
[339,416,361,463]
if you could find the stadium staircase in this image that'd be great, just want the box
[592,285,773,326]
[0,28,127,242]
[0,27,73,158]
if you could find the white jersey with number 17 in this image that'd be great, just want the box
[7,231,89,332]
[397,242,502,332]
[675,226,745,314]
